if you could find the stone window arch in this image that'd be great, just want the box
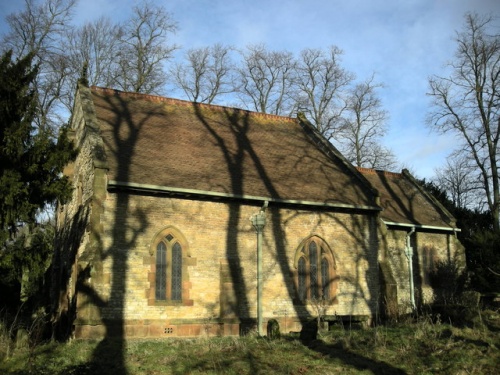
[293,235,337,303]
[147,227,195,306]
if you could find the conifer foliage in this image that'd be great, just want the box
[0,50,75,244]
[0,51,76,307]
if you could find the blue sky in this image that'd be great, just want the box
[1,0,499,178]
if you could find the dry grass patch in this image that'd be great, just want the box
[1,310,499,374]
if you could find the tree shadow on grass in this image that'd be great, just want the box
[306,338,407,375]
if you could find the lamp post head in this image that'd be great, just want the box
[251,212,266,232]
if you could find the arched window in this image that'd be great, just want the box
[148,227,195,306]
[155,234,183,301]
[294,236,337,303]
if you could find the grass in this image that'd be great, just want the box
[1,310,499,375]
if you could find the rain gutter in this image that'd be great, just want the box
[383,221,461,233]
[108,180,381,212]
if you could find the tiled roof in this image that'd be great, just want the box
[85,86,376,208]
[356,167,456,228]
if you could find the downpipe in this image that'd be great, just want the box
[404,227,416,310]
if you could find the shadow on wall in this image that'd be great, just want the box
[282,208,380,321]
[193,105,316,329]
[89,92,153,374]
[51,205,89,340]
[53,91,157,374]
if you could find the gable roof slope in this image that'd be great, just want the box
[77,85,379,210]
[357,167,458,230]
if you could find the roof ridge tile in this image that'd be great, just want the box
[90,85,296,123]
[356,167,402,178]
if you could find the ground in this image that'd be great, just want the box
[1,308,499,374]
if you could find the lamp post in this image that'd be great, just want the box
[251,204,267,336]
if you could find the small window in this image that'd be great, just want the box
[294,236,336,303]
[155,235,183,301]
[148,227,195,306]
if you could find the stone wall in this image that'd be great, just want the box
[53,87,111,339]
[379,225,465,314]
[53,90,92,329]
[73,191,380,338]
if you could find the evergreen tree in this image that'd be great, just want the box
[0,50,75,243]
[419,178,499,293]
[0,50,76,307]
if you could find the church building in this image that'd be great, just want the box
[52,84,464,338]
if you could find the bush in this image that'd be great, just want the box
[428,259,482,326]
[465,230,500,293]
[429,259,468,305]
[266,319,280,339]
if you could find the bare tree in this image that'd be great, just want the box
[1,0,180,123]
[171,44,235,103]
[55,17,124,114]
[427,13,500,230]
[2,0,77,132]
[2,0,76,58]
[294,46,354,139]
[66,17,123,89]
[334,75,396,170]
[236,44,296,115]
[434,152,485,210]
[115,0,178,94]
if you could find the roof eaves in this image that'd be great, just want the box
[383,220,461,232]
[108,180,382,212]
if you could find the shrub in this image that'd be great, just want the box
[429,259,468,305]
[266,319,280,339]
[465,230,500,293]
